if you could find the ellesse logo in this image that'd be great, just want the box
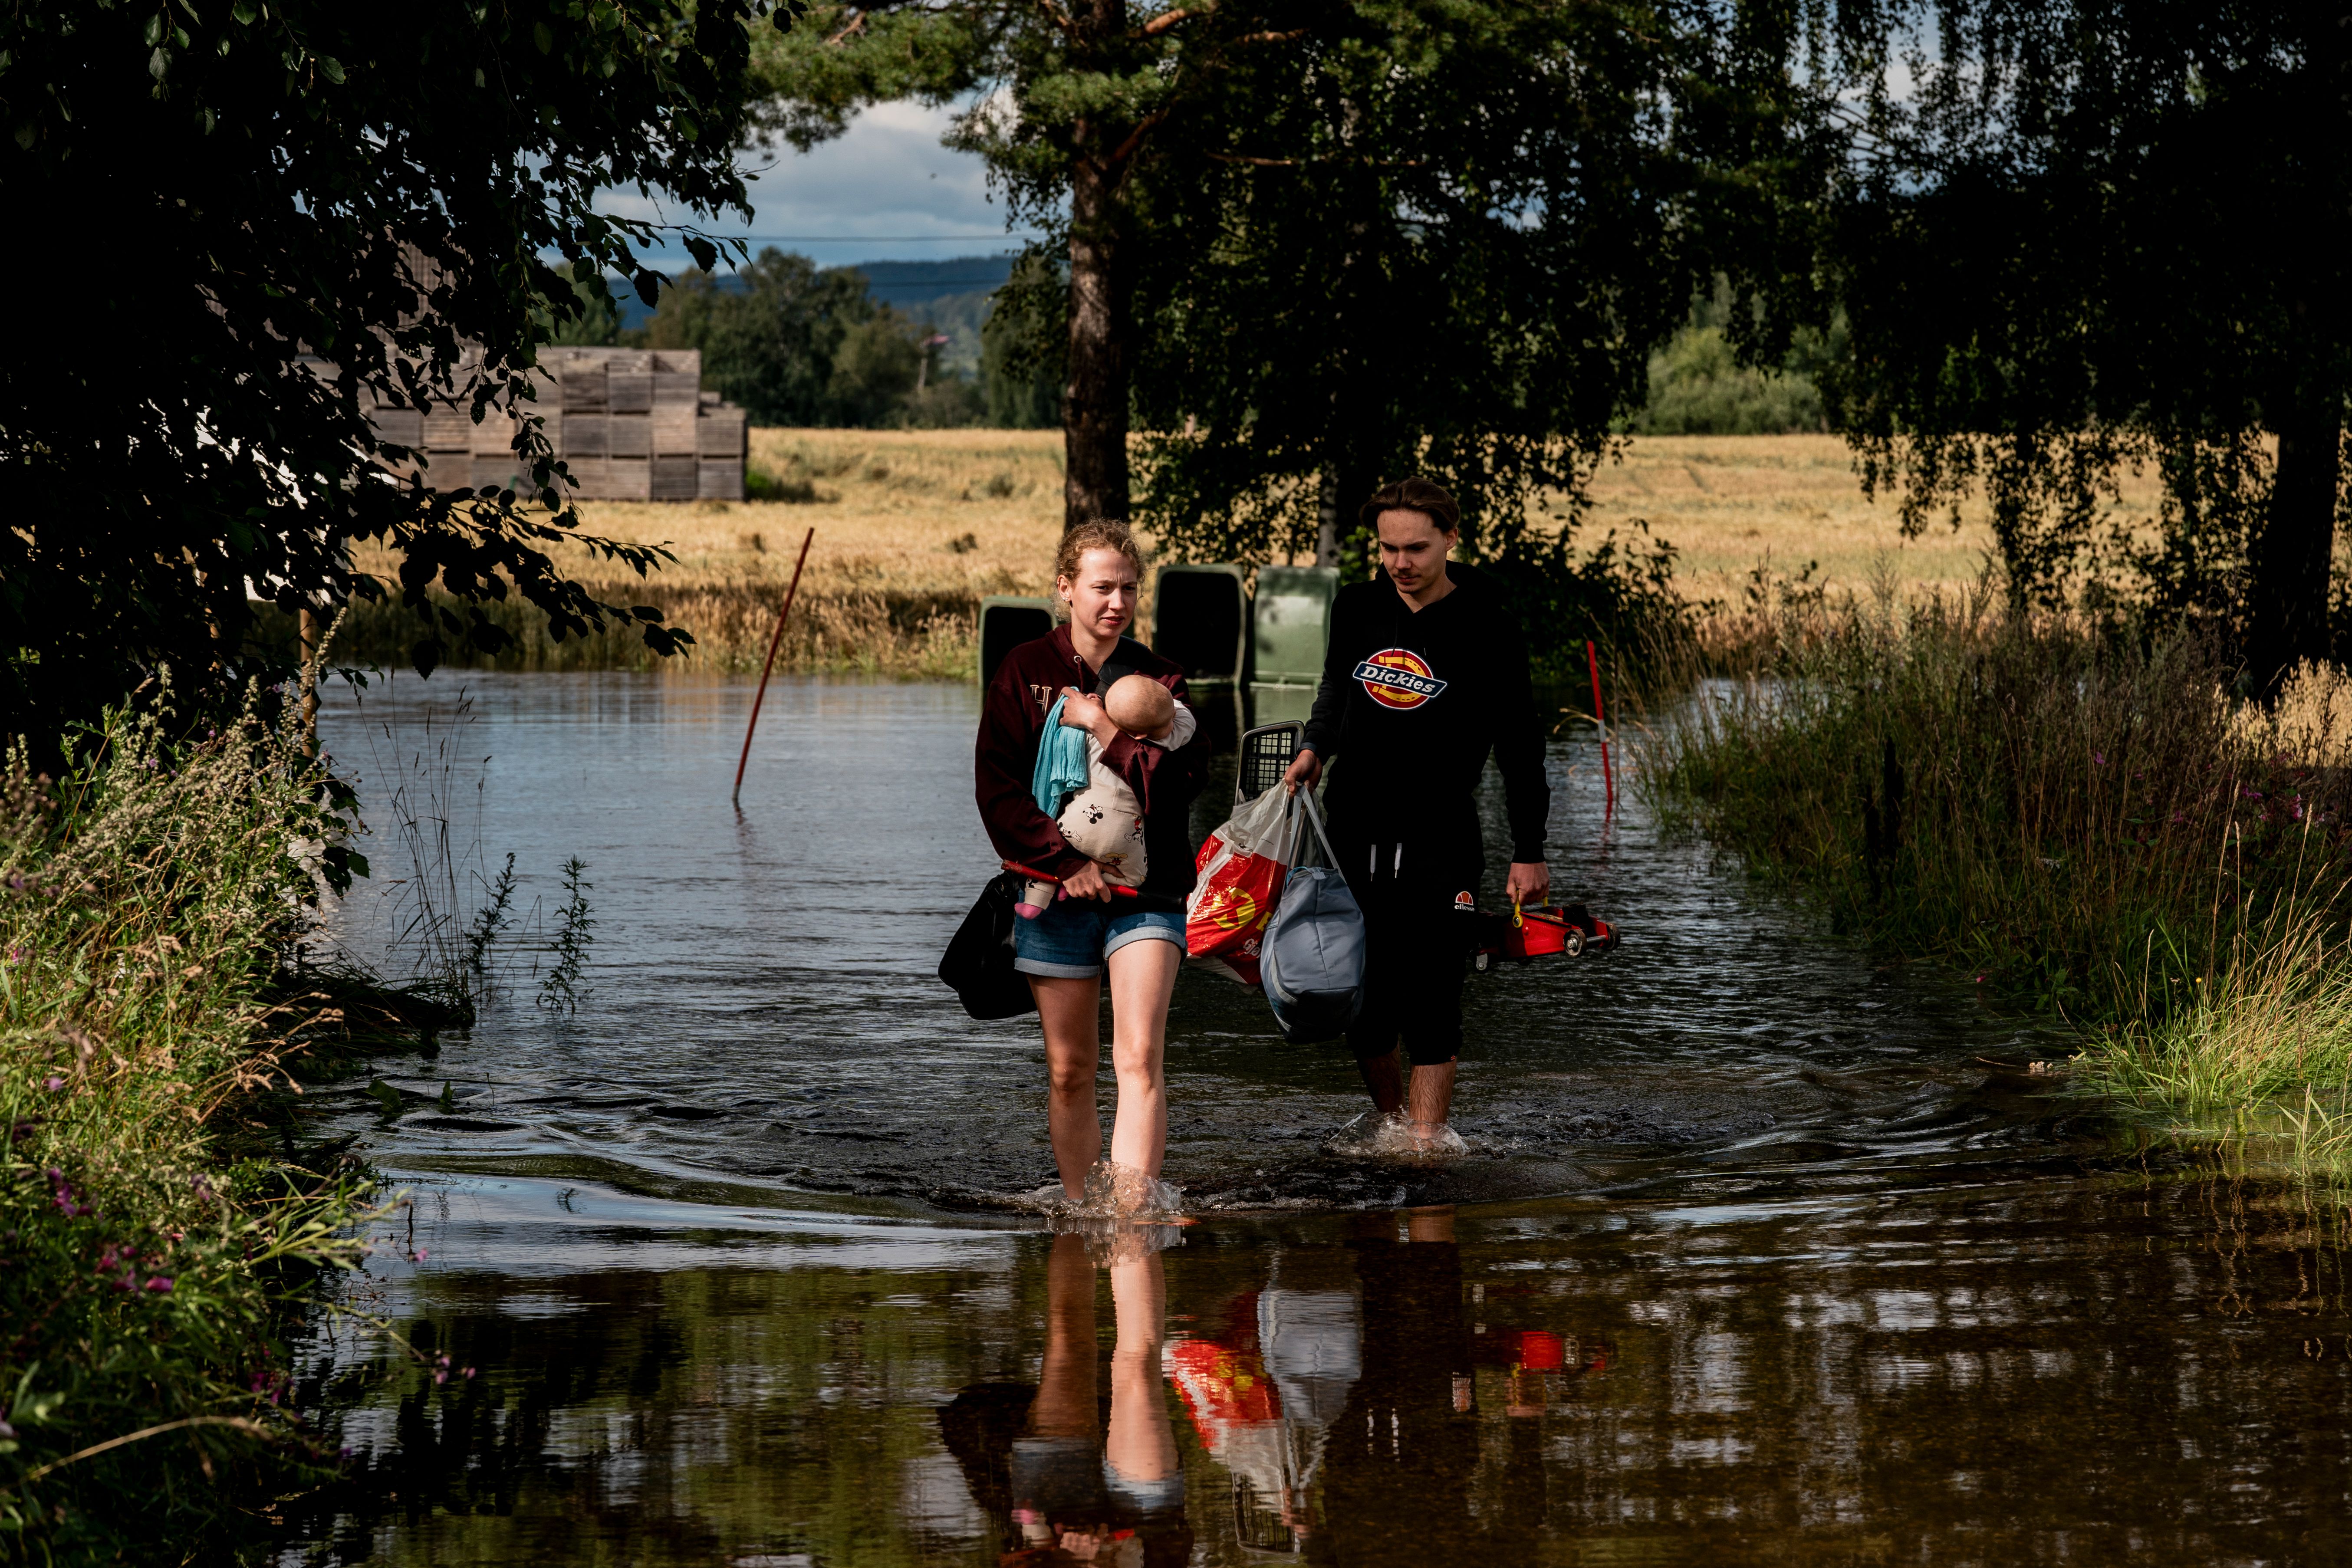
[1354,648,1447,710]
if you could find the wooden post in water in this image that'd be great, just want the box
[733,527,815,809]
[1586,638,1615,815]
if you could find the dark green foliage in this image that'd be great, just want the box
[979,254,1065,431]
[546,263,627,349]
[1768,3,2352,686]
[645,248,984,427]
[1632,327,1822,435]
[1120,1,1808,666]
[646,250,890,425]
[1644,601,2352,1019]
[0,697,377,1558]
[0,0,759,746]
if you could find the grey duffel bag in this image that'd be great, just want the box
[1260,790,1367,1043]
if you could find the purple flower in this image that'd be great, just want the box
[2093,751,2106,765]
[433,1369,448,1386]
[2241,786,2265,800]
[145,1276,172,1293]
[45,1076,62,1091]
[409,1246,428,1262]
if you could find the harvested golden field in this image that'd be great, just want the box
[335,430,2164,676]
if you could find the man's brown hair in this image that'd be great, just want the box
[1359,477,1461,534]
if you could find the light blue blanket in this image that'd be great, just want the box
[1031,692,1092,815]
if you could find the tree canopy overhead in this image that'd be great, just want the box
[1780,1,2352,688]
[1127,0,1806,571]
[0,0,763,738]
[754,0,1816,660]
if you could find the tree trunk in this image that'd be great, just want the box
[1316,459,1374,569]
[1315,472,1344,567]
[1063,3,1130,531]
[2248,410,2341,697]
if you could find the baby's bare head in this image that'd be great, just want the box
[1104,674,1176,739]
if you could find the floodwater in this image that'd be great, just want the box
[274,673,2352,1567]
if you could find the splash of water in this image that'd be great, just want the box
[1326,1111,1470,1161]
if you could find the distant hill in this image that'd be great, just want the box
[612,253,1018,375]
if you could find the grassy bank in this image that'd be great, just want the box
[0,687,401,1557]
[1638,593,2352,1167]
[318,431,2047,678]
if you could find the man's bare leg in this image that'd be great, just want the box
[1358,1045,1405,1114]
[1407,1058,1457,1144]
[1031,975,1103,1202]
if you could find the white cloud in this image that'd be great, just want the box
[601,99,1046,273]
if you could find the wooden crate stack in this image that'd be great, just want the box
[361,346,748,502]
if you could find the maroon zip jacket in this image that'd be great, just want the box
[974,624,1211,897]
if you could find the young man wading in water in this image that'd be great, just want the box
[1283,479,1553,1154]
[976,523,1209,1214]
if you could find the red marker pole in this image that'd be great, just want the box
[1586,638,1615,814]
[734,527,816,808]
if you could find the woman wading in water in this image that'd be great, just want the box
[975,523,1209,1214]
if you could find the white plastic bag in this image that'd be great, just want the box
[1184,785,1304,985]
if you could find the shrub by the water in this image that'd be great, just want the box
[0,688,373,1556]
[1640,590,2352,1026]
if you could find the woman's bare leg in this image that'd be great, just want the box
[1030,1232,1099,1438]
[1105,1249,1175,1482]
[1104,940,1179,1177]
[1031,975,1103,1202]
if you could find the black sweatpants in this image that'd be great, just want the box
[1332,832,1473,1068]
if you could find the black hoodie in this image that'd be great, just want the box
[1300,562,1552,876]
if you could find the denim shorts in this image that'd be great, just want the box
[1013,896,1185,978]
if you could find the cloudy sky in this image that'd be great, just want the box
[602,99,1045,274]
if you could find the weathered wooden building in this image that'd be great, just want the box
[360,346,748,502]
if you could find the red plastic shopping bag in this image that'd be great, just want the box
[1185,786,1300,986]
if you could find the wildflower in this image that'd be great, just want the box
[2092,752,2106,765]
[410,1246,428,1262]
[44,1076,62,1091]
[462,1367,477,1379]
[2241,786,2265,800]
[433,1369,448,1386]
[145,1276,173,1293]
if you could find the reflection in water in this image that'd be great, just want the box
[282,1175,2352,1565]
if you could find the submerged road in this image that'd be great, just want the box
[275,673,2352,1567]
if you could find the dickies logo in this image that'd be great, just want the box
[1353,648,1447,709]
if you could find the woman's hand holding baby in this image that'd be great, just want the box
[1057,687,1120,746]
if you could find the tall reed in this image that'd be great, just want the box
[0,682,372,1555]
[1638,588,2352,1021]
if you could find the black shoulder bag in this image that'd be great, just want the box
[940,870,1037,1020]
